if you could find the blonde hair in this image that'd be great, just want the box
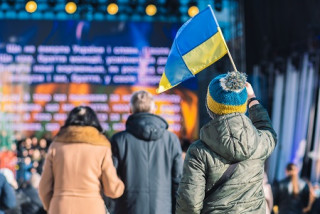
[130,90,154,114]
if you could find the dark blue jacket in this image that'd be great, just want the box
[111,113,183,214]
[273,177,310,214]
[0,173,16,214]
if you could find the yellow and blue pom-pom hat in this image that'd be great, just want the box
[206,71,247,115]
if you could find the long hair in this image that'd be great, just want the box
[62,106,103,132]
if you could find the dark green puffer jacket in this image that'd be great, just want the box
[176,104,277,214]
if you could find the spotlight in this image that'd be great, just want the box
[145,4,157,16]
[25,1,37,13]
[107,0,118,15]
[187,1,198,17]
[65,1,77,14]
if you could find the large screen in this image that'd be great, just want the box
[0,20,198,140]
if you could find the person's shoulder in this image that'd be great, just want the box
[187,140,209,155]
[47,140,62,149]
[189,139,204,147]
[184,140,217,165]
[110,130,130,142]
[165,130,179,139]
[162,130,183,147]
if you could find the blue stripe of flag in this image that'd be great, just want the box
[164,40,194,86]
[176,7,219,56]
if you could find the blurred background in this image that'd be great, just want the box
[0,0,319,206]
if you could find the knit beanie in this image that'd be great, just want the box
[206,71,247,115]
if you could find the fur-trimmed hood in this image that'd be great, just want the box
[54,126,110,147]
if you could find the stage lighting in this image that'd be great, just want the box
[25,1,37,13]
[107,0,119,15]
[65,1,77,14]
[187,1,198,17]
[145,4,157,16]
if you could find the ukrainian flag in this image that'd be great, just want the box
[157,5,228,93]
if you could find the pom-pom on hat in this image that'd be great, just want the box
[206,71,247,115]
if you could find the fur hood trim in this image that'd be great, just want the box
[54,126,110,147]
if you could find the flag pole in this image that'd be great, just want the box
[217,27,238,72]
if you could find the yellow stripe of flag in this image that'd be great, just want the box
[182,28,227,75]
[157,72,173,94]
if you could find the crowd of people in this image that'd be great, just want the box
[0,132,51,214]
[0,72,319,213]
[16,136,50,186]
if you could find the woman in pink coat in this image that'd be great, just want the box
[39,106,124,214]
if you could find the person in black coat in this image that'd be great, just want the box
[273,163,310,214]
[309,197,320,214]
[111,90,183,214]
[0,173,16,213]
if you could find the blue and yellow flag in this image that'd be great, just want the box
[157,5,228,93]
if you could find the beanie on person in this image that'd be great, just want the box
[206,71,247,115]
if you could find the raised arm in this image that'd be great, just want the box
[246,82,277,160]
